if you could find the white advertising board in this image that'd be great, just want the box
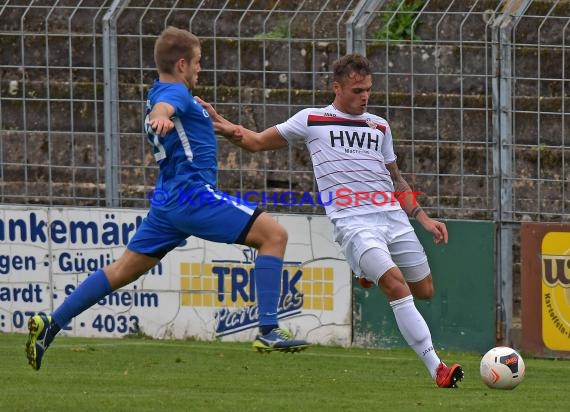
[0,206,351,346]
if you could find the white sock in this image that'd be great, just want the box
[390,295,441,379]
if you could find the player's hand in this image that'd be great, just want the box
[195,96,238,138]
[419,216,448,245]
[228,125,246,143]
[431,220,448,244]
[149,117,174,137]
[195,95,225,125]
[195,96,216,117]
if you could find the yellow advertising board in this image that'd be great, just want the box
[541,232,570,351]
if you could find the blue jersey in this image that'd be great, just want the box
[129,79,256,256]
[144,80,217,190]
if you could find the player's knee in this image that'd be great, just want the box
[380,281,411,301]
[255,222,288,251]
[270,224,288,247]
[378,269,410,300]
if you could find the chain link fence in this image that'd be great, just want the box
[1,0,568,220]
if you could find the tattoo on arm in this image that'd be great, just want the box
[387,162,424,217]
[410,206,423,218]
[386,162,411,193]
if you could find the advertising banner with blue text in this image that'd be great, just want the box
[0,206,351,346]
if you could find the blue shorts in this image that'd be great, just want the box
[127,184,259,259]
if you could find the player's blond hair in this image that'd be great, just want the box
[154,26,200,75]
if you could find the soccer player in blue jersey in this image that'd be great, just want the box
[199,54,463,388]
[25,26,309,371]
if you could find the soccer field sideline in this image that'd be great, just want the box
[6,337,425,362]
[2,333,569,412]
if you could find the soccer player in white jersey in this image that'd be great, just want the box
[198,53,464,388]
[25,27,309,371]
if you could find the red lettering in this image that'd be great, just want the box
[354,191,369,206]
[335,188,353,207]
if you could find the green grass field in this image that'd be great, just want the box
[1,333,567,412]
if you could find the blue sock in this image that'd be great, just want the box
[52,269,113,328]
[254,255,283,331]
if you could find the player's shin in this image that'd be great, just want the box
[253,255,282,334]
[52,268,113,329]
[390,295,441,378]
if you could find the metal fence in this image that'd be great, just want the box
[1,0,569,342]
[1,0,568,218]
[2,0,568,216]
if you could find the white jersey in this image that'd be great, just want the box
[276,104,402,220]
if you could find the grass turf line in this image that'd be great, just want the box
[1,333,568,412]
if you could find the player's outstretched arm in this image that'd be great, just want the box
[386,162,448,245]
[149,102,175,137]
[196,96,288,153]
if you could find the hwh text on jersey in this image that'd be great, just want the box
[330,130,381,151]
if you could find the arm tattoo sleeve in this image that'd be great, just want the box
[387,162,423,217]
[387,163,411,193]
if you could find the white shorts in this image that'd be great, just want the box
[332,209,430,283]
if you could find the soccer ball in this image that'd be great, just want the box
[480,346,525,389]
